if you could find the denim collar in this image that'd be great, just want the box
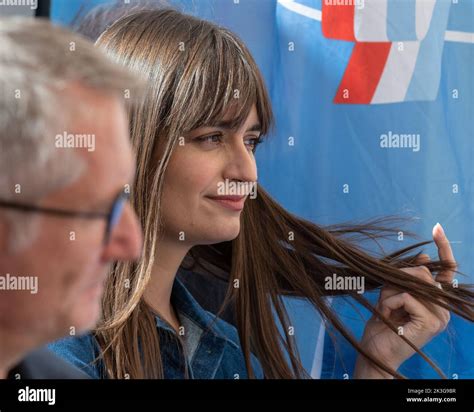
[153,270,218,334]
[153,268,238,378]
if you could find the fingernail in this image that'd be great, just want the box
[433,222,445,237]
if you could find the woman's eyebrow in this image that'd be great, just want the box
[246,122,262,132]
[213,120,262,132]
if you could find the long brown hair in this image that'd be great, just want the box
[91,8,473,379]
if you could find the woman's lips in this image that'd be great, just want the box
[206,195,246,211]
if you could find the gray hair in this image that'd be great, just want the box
[0,17,143,251]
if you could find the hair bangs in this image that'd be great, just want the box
[176,27,271,135]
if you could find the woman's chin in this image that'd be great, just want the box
[200,226,241,244]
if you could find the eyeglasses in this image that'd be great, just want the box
[0,191,130,245]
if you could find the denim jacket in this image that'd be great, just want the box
[48,275,263,379]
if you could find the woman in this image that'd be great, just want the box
[50,8,473,379]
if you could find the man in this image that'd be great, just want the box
[0,17,143,378]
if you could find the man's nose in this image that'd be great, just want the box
[101,203,143,262]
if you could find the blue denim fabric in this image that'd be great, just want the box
[48,273,263,379]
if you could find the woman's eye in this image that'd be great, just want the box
[245,136,263,152]
[193,133,262,152]
[194,134,222,147]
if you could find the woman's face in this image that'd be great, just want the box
[161,104,261,246]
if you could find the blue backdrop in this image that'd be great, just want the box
[51,0,473,379]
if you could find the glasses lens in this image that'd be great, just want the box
[105,192,129,243]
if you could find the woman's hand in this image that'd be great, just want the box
[354,223,456,378]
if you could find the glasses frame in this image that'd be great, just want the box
[0,191,130,244]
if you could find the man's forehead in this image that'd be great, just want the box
[78,144,135,186]
[63,90,134,195]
